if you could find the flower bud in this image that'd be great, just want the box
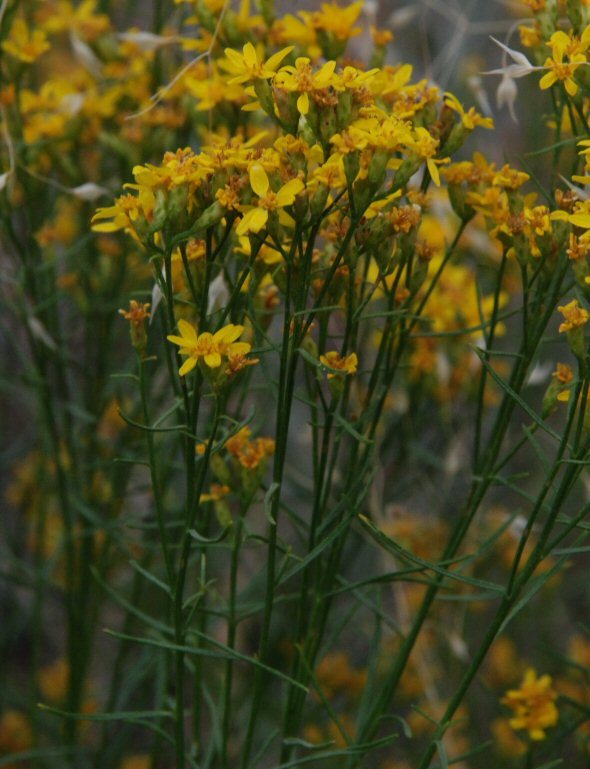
[336,90,353,130]
[447,183,475,222]
[393,156,422,189]
[196,200,226,231]
[119,301,150,356]
[210,453,231,485]
[254,79,277,119]
[259,0,275,25]
[440,123,469,157]
[343,152,361,187]
[368,149,389,188]
[310,185,330,218]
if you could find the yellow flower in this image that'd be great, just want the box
[270,14,319,55]
[300,1,363,43]
[443,92,494,130]
[2,18,50,63]
[200,484,230,503]
[40,0,111,39]
[319,351,358,378]
[557,299,590,333]
[226,426,275,469]
[236,164,304,236]
[405,127,447,187]
[274,57,337,115]
[371,26,393,48]
[539,33,587,97]
[220,43,294,85]
[553,362,574,384]
[0,710,32,755]
[39,659,69,703]
[167,320,251,375]
[119,301,151,327]
[501,669,558,741]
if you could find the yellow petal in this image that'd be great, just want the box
[539,71,557,90]
[214,324,244,344]
[91,221,121,232]
[243,42,258,69]
[167,334,189,346]
[276,177,304,207]
[204,352,222,368]
[177,318,198,343]
[265,45,294,72]
[242,100,262,112]
[427,158,440,187]
[314,60,337,87]
[224,48,244,67]
[549,210,569,221]
[250,207,269,233]
[565,78,579,97]
[179,357,198,376]
[228,341,251,355]
[250,163,269,197]
[236,207,268,235]
[297,91,309,115]
[569,214,590,228]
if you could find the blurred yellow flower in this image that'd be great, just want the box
[502,669,558,741]
[2,19,50,63]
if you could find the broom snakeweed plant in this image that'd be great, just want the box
[3,0,590,767]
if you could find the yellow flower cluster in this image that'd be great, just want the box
[502,669,558,741]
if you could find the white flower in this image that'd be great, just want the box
[496,72,519,122]
[482,37,543,122]
[70,31,102,77]
[485,37,542,79]
[558,174,590,201]
[70,183,110,201]
[117,31,180,52]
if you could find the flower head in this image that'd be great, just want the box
[167,320,252,375]
[320,351,358,379]
[2,18,50,63]
[558,299,590,333]
[443,92,494,131]
[274,57,337,115]
[501,669,558,741]
[220,43,294,85]
[236,164,303,236]
[119,300,151,327]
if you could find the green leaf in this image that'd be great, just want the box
[333,411,373,445]
[38,703,172,721]
[189,526,230,544]
[473,348,563,444]
[129,559,170,595]
[103,629,309,691]
[91,567,172,635]
[498,555,568,635]
[0,748,75,767]
[358,515,505,594]
[264,481,280,525]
